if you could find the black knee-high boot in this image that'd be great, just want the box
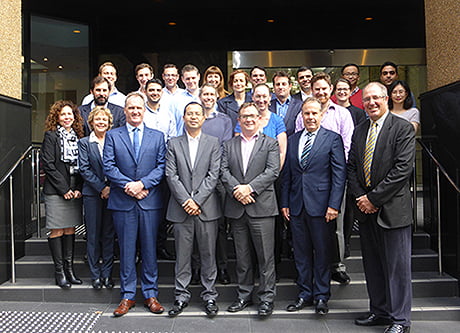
[48,236,71,289]
[62,234,82,284]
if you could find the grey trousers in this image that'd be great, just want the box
[173,216,218,302]
[230,213,276,303]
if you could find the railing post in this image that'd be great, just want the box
[9,175,16,283]
[412,162,418,231]
[35,149,42,238]
[436,166,443,275]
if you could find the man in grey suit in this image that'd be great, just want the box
[348,82,415,333]
[221,102,280,318]
[165,102,222,318]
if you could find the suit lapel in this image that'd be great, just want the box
[119,126,136,162]
[194,134,207,171]
[179,135,193,172]
[245,133,264,173]
[137,127,151,164]
[89,141,103,170]
[370,113,393,183]
[235,136,244,175]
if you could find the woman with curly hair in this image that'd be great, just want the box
[42,100,84,289]
[203,65,229,99]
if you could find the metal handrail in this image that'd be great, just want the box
[0,144,41,283]
[417,138,460,275]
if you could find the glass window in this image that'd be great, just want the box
[30,15,89,142]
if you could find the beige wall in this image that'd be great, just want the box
[425,0,460,90]
[0,0,22,99]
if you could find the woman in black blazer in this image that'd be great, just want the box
[42,100,84,289]
[78,106,115,290]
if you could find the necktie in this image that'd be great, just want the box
[300,132,313,169]
[363,122,377,186]
[132,127,140,160]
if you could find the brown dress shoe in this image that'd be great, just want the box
[113,299,136,317]
[144,297,165,314]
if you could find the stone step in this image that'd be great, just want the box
[0,272,457,304]
[14,248,440,279]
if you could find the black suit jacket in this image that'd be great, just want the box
[268,96,302,137]
[347,112,415,229]
[41,131,83,195]
[78,102,126,136]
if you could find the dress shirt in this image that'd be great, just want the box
[240,132,259,175]
[186,131,201,168]
[367,110,388,140]
[81,88,126,108]
[144,103,177,142]
[301,90,312,102]
[162,86,185,97]
[275,96,291,119]
[169,89,200,135]
[89,131,104,157]
[126,122,145,148]
[298,127,319,162]
[295,101,354,160]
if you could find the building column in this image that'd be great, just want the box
[424,0,460,90]
[0,0,22,99]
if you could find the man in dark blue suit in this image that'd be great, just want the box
[103,92,166,317]
[281,97,347,315]
[79,76,126,136]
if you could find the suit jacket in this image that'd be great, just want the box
[165,133,222,222]
[41,131,83,195]
[103,125,166,211]
[281,127,347,217]
[79,102,126,136]
[220,133,280,219]
[78,136,108,196]
[269,96,303,136]
[216,93,252,131]
[347,112,415,229]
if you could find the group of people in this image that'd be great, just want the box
[41,60,419,333]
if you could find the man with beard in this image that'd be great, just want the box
[79,76,126,136]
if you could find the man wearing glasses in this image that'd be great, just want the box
[331,63,363,109]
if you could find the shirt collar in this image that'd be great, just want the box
[302,126,320,137]
[240,132,259,142]
[373,110,389,127]
[186,130,201,142]
[276,95,291,105]
[126,122,144,133]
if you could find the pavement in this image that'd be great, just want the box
[1,300,459,333]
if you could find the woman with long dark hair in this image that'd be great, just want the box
[42,100,84,289]
[388,80,420,132]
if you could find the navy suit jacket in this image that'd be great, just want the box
[103,125,166,211]
[79,102,126,136]
[269,96,303,137]
[78,136,107,196]
[281,126,347,217]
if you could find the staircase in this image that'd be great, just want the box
[0,229,459,320]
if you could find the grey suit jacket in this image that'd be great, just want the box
[347,112,415,229]
[165,133,222,222]
[221,133,280,219]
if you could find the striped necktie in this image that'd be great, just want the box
[363,122,377,186]
[132,127,140,160]
[300,132,313,169]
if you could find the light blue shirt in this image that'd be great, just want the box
[126,122,145,148]
[169,89,200,135]
[275,96,291,119]
[144,103,177,142]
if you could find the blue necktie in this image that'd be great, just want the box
[132,127,140,160]
[300,132,313,169]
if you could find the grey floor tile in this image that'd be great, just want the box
[172,316,251,333]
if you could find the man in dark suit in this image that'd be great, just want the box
[165,102,222,318]
[269,70,303,137]
[103,92,166,317]
[79,76,126,136]
[281,97,347,315]
[221,102,280,317]
[292,66,313,102]
[348,82,415,333]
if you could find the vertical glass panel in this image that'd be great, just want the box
[30,16,89,142]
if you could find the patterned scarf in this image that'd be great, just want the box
[57,125,79,170]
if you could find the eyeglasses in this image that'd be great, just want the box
[391,89,407,96]
[363,95,386,103]
[343,72,359,77]
[239,114,259,120]
[382,71,396,76]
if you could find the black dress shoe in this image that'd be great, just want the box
[204,299,218,317]
[168,300,188,317]
[92,278,103,290]
[217,269,230,284]
[102,277,114,289]
[384,324,411,333]
[286,297,313,312]
[190,268,200,285]
[315,299,329,315]
[355,313,392,326]
[227,298,253,312]
[331,271,351,285]
[258,301,274,317]
[157,248,176,260]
